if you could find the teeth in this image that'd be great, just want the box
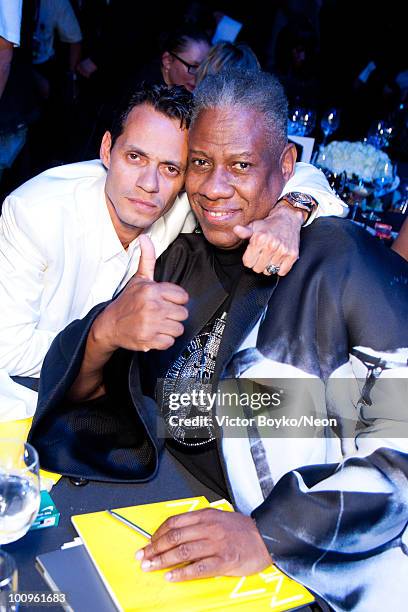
[208,211,228,217]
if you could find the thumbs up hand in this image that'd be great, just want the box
[93,235,189,353]
[134,234,157,281]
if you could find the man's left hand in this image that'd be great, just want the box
[234,201,305,276]
[136,508,272,581]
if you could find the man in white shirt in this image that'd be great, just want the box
[0,83,347,420]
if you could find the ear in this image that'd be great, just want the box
[280,142,297,182]
[100,131,112,169]
[161,51,173,72]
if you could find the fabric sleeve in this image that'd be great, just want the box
[0,195,57,376]
[0,0,22,46]
[281,162,349,225]
[29,301,162,481]
[252,232,408,610]
[253,446,408,609]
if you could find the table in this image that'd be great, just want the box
[3,449,220,611]
[3,448,324,612]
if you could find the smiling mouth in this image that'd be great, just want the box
[200,206,240,222]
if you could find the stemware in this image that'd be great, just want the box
[288,106,304,136]
[0,440,41,608]
[367,120,394,150]
[391,180,408,214]
[373,159,396,197]
[320,108,340,144]
[288,107,316,136]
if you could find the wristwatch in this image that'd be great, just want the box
[279,192,318,224]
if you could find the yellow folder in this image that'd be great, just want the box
[0,417,61,489]
[72,497,314,612]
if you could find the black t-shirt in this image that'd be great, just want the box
[159,244,245,499]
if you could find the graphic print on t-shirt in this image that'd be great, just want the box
[156,311,228,446]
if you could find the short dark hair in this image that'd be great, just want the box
[110,84,193,147]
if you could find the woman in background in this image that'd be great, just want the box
[134,26,211,93]
[196,41,260,84]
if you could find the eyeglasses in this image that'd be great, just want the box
[169,51,200,75]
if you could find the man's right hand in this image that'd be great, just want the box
[93,235,189,353]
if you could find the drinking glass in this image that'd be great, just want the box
[0,553,17,611]
[320,108,340,144]
[301,109,316,136]
[288,107,316,136]
[288,106,304,135]
[0,440,41,610]
[373,159,396,196]
[367,120,394,149]
[391,180,408,214]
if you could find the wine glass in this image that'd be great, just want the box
[288,105,304,135]
[0,440,41,607]
[373,159,396,197]
[298,108,316,136]
[288,106,316,136]
[391,179,408,214]
[367,120,394,149]
[320,108,340,144]
[301,108,316,136]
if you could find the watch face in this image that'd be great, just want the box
[288,192,314,206]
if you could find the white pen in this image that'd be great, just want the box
[107,509,151,540]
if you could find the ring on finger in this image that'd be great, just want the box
[264,263,280,275]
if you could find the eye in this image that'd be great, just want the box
[127,152,141,162]
[192,158,210,167]
[233,161,251,171]
[165,165,180,176]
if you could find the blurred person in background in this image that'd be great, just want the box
[133,26,211,93]
[0,0,22,99]
[29,0,82,171]
[32,0,81,83]
[273,16,321,110]
[0,0,40,198]
[195,41,260,84]
[0,0,23,184]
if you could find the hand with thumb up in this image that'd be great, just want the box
[93,235,189,353]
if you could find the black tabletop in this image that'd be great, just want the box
[3,449,220,611]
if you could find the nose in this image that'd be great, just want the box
[136,165,160,193]
[199,166,235,201]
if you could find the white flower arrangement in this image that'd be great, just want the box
[315,141,391,183]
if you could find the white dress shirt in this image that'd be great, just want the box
[0,0,23,46]
[0,159,347,420]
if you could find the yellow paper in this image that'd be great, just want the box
[0,418,62,487]
[0,417,33,441]
[72,497,314,612]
